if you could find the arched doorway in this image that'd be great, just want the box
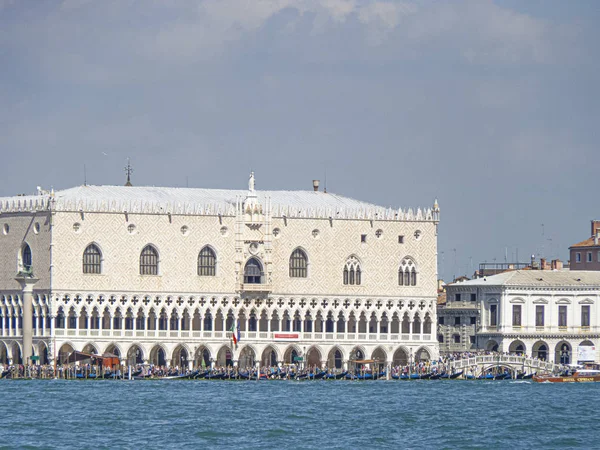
[172,345,189,369]
[261,346,278,367]
[327,347,344,369]
[105,344,121,359]
[415,347,431,362]
[82,343,98,355]
[216,346,233,367]
[37,342,49,365]
[509,340,526,356]
[305,346,322,368]
[392,348,409,367]
[127,345,144,366]
[149,345,166,366]
[195,346,211,368]
[555,342,571,365]
[350,346,366,371]
[283,346,300,365]
[58,343,74,364]
[532,341,548,361]
[371,347,387,374]
[0,341,8,364]
[238,346,256,369]
[486,340,499,352]
[579,340,596,363]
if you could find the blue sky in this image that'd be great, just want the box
[1,0,599,281]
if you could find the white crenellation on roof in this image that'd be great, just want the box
[0,185,439,222]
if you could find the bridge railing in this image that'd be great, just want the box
[449,355,560,373]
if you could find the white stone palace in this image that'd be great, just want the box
[447,270,600,364]
[0,173,440,371]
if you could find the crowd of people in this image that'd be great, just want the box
[0,350,567,380]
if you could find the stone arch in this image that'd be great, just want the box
[261,345,280,367]
[216,345,233,367]
[0,341,8,364]
[36,341,49,365]
[508,340,526,356]
[371,346,387,362]
[172,344,191,368]
[305,345,322,368]
[283,344,302,365]
[532,340,549,361]
[195,345,211,368]
[126,344,144,366]
[485,339,499,352]
[415,346,431,361]
[82,343,99,355]
[58,342,75,364]
[149,344,168,366]
[349,345,366,362]
[555,341,572,365]
[392,347,409,366]
[238,345,257,369]
[327,346,345,369]
[104,342,123,359]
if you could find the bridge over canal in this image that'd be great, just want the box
[448,355,562,376]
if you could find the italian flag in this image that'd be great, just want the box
[231,321,237,345]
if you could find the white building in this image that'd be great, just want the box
[447,270,600,364]
[0,174,440,370]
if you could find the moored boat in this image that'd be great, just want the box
[533,369,600,383]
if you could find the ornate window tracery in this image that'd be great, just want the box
[343,256,361,285]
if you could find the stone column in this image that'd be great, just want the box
[15,274,39,365]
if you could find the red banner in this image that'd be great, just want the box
[274,333,299,339]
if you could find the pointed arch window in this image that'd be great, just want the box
[343,256,361,286]
[21,243,32,271]
[244,258,263,284]
[289,249,308,278]
[140,245,159,275]
[83,244,102,274]
[399,257,418,286]
[198,246,217,276]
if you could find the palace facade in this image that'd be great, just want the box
[0,174,440,370]
[446,270,600,364]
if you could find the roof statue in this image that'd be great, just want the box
[249,171,255,192]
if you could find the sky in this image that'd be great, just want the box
[1,0,599,282]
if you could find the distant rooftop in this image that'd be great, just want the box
[454,270,600,287]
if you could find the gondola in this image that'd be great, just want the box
[449,371,463,379]
[430,373,442,380]
[309,370,328,380]
[194,370,210,379]
[522,373,534,379]
[0,369,9,379]
[161,373,190,380]
[325,371,347,380]
[439,373,450,379]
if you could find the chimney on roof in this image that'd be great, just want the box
[551,259,563,270]
[312,180,320,192]
[540,258,547,270]
[592,220,600,238]
[595,231,600,246]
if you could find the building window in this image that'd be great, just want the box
[470,317,476,325]
[83,244,102,274]
[438,317,444,325]
[198,246,217,276]
[438,334,444,343]
[398,235,404,244]
[454,316,461,325]
[453,334,460,343]
[140,245,159,275]
[289,248,308,278]
[576,253,581,263]
[588,252,593,263]
[489,304,497,326]
[398,257,417,286]
[244,258,263,284]
[582,305,590,327]
[535,305,545,327]
[558,305,567,327]
[344,256,361,285]
[512,305,521,326]
[470,293,476,302]
[597,251,600,262]
[469,336,475,344]
[21,243,32,271]
[455,294,461,302]
[361,234,367,243]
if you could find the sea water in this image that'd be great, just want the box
[0,379,598,449]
